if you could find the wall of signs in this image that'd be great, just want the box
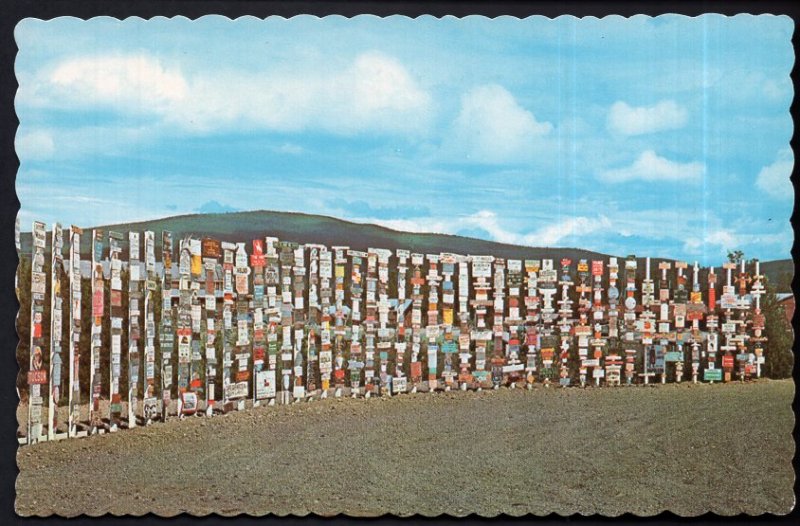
[17,221,776,445]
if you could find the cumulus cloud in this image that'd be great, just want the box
[532,215,613,246]
[50,54,188,114]
[756,148,793,200]
[447,84,553,164]
[599,150,705,183]
[35,51,431,137]
[683,229,739,256]
[15,130,55,160]
[607,100,688,136]
[359,210,611,249]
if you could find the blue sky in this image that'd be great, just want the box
[14,14,794,264]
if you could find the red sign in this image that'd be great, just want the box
[92,290,104,317]
[236,370,250,382]
[410,362,422,379]
[111,290,122,308]
[28,370,47,385]
[591,261,603,276]
[722,356,734,369]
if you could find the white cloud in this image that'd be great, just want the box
[683,229,739,256]
[357,210,611,249]
[447,84,552,164]
[599,150,705,183]
[50,54,188,114]
[35,51,431,137]
[756,148,793,199]
[15,130,54,160]
[607,100,688,136]
[531,215,613,246]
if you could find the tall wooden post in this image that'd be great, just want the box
[47,224,64,440]
[159,231,174,420]
[28,221,47,444]
[122,231,137,430]
[88,229,104,434]
[67,226,83,437]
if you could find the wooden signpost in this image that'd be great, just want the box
[409,253,425,392]
[305,244,323,400]
[28,221,48,444]
[189,238,204,408]
[469,255,493,390]
[538,259,558,385]
[574,259,589,387]
[143,232,157,423]
[489,257,505,389]
[425,254,441,392]
[220,241,236,410]
[67,226,84,437]
[374,248,393,395]
[364,251,378,397]
[318,246,332,398]
[603,258,622,387]
[704,267,720,382]
[456,255,472,391]
[588,259,605,386]
[523,260,541,389]
[201,237,221,415]
[88,229,105,434]
[504,259,524,387]
[632,258,651,385]
[750,260,766,378]
[47,224,65,441]
[263,237,280,405]
[556,259,574,387]
[655,261,672,384]
[686,262,706,383]
[292,245,306,401]
[176,238,192,415]
[671,261,688,383]
[721,262,737,382]
[159,231,174,420]
[108,231,124,432]
[440,253,458,391]
[394,249,410,394]
[278,242,295,404]
[347,250,366,397]
[734,260,752,381]
[123,231,137,430]
[331,246,349,397]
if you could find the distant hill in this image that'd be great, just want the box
[17,210,794,292]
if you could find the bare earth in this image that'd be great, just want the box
[15,380,795,517]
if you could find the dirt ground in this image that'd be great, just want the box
[15,380,795,517]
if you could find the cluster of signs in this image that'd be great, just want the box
[19,220,772,445]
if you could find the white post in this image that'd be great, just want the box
[28,221,47,445]
[47,224,63,441]
[67,226,82,437]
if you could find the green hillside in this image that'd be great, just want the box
[17,210,793,291]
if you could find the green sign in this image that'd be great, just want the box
[664,351,683,362]
[704,369,723,381]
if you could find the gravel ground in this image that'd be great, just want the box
[15,379,795,517]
